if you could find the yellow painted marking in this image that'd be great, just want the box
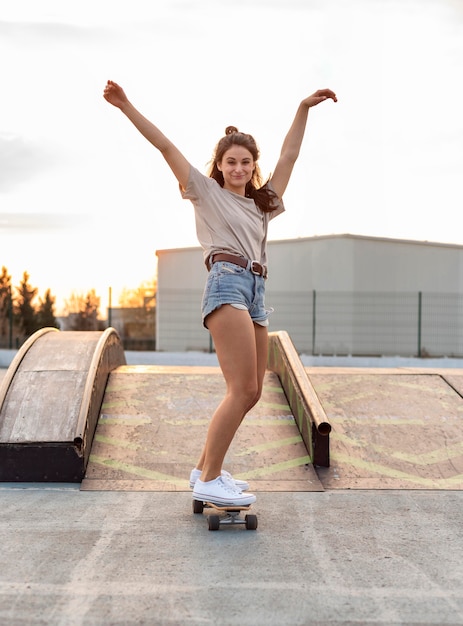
[263,386,285,394]
[105,381,150,391]
[102,399,144,409]
[162,418,211,426]
[330,431,384,449]
[103,400,289,415]
[98,417,152,426]
[240,456,312,479]
[158,417,294,426]
[330,416,427,426]
[391,440,463,465]
[93,434,168,456]
[436,473,463,487]
[247,417,297,426]
[330,452,463,488]
[259,401,291,411]
[88,455,185,486]
[235,435,304,457]
[331,431,463,466]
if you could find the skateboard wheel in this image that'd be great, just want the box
[208,515,220,531]
[192,499,204,514]
[245,514,258,530]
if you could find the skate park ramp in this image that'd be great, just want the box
[82,330,329,491]
[1,329,463,490]
[306,367,463,489]
[0,329,325,491]
[81,365,323,491]
[84,333,463,491]
[0,328,126,481]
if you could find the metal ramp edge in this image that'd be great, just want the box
[268,331,331,467]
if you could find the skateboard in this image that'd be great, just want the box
[192,499,258,531]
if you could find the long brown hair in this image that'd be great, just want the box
[207,126,279,213]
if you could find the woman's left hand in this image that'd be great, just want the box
[303,89,338,107]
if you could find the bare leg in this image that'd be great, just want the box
[196,305,268,482]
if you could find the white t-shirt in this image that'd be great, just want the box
[181,166,285,266]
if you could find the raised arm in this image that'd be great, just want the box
[103,80,191,190]
[270,88,337,199]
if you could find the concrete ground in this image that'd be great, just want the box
[1,487,463,625]
[1,355,463,624]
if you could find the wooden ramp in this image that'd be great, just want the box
[0,328,126,481]
[81,366,324,492]
[5,329,463,491]
[0,329,327,491]
[308,368,463,489]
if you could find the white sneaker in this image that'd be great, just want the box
[189,468,249,491]
[192,476,256,506]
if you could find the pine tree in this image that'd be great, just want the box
[37,289,60,330]
[0,266,13,344]
[64,289,100,330]
[15,271,40,337]
[80,289,100,330]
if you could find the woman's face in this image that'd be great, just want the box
[217,145,255,196]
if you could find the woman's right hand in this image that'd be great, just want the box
[103,80,129,108]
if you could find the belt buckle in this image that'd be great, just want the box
[250,260,262,276]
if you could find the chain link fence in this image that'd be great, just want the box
[268,291,463,357]
[5,290,459,356]
[157,289,463,357]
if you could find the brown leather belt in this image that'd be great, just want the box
[208,253,268,278]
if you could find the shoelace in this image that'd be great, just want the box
[219,476,241,495]
[221,471,242,493]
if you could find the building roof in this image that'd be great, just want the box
[156,233,463,256]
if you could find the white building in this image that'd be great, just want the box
[156,234,463,357]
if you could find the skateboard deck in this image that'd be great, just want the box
[192,499,258,531]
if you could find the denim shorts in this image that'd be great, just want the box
[201,261,272,328]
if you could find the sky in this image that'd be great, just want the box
[1,0,462,315]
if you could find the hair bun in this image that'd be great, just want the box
[225,126,239,135]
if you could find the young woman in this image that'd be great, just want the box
[103,80,337,506]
